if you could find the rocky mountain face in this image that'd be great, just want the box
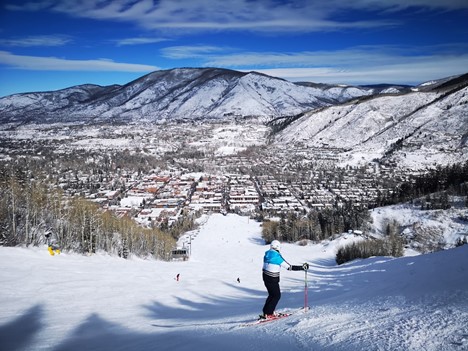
[0,68,377,124]
[273,74,468,168]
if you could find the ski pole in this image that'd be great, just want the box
[304,267,309,311]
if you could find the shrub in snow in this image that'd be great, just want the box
[336,235,404,265]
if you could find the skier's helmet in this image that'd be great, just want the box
[270,240,281,251]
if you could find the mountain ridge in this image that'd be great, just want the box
[0,67,382,124]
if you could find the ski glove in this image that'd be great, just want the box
[302,262,309,270]
[289,265,304,271]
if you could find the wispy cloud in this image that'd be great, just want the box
[161,45,233,59]
[248,55,468,85]
[3,0,467,86]
[0,51,159,72]
[161,44,468,85]
[0,35,71,47]
[115,37,169,46]
[165,43,468,67]
[11,0,465,34]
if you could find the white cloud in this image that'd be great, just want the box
[3,0,467,85]
[250,56,468,85]
[192,44,468,85]
[161,45,233,59]
[197,43,464,64]
[116,37,169,46]
[0,35,71,47]
[0,51,159,72]
[9,0,450,33]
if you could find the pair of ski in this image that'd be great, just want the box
[239,308,305,327]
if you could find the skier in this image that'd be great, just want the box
[45,231,61,256]
[260,240,308,319]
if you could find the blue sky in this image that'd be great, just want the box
[1,0,467,97]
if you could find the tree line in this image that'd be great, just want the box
[375,161,468,207]
[261,202,371,244]
[335,219,404,265]
[0,169,177,260]
[335,234,404,265]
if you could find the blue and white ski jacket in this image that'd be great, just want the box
[262,249,291,278]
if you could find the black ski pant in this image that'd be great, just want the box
[262,272,281,315]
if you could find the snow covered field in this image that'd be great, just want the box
[1,213,467,351]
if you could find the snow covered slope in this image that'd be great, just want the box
[0,213,467,351]
[274,79,468,168]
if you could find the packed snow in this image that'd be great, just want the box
[1,213,467,351]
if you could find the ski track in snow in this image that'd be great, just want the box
[0,213,467,351]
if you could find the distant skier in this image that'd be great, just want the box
[176,273,180,281]
[260,240,308,319]
[45,231,61,256]
[237,277,240,283]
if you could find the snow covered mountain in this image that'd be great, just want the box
[1,68,466,168]
[0,68,377,124]
[273,73,468,168]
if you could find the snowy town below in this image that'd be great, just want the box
[2,123,418,230]
[2,121,466,260]
[79,165,406,230]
